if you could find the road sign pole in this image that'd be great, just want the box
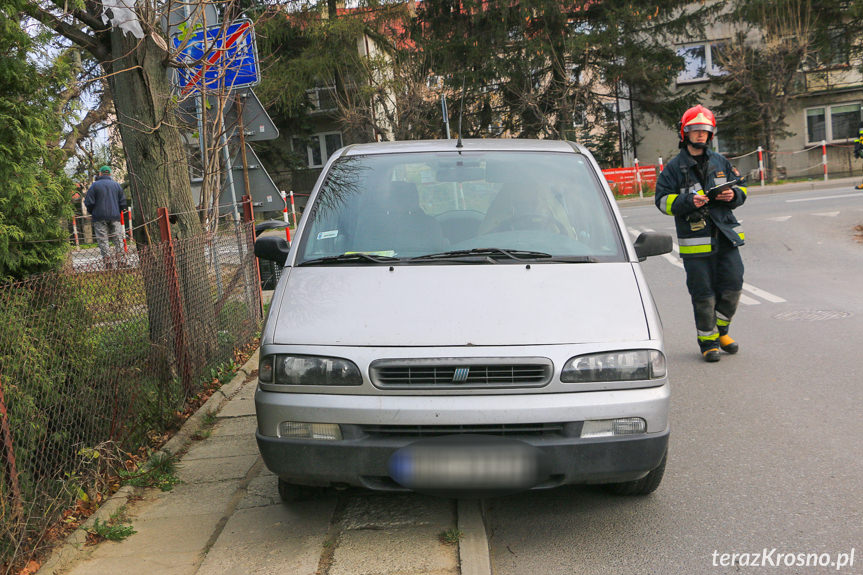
[237,92,252,198]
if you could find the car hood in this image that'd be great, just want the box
[271,264,648,347]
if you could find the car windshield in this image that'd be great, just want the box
[296,150,625,264]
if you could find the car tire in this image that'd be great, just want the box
[606,453,667,496]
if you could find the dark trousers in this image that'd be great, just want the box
[682,241,744,352]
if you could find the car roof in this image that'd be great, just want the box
[340,138,582,156]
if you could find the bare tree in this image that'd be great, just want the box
[713,0,816,181]
[21,0,272,371]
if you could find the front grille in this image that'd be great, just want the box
[359,423,566,438]
[370,358,553,389]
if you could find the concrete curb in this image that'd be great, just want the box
[457,500,492,575]
[37,350,261,575]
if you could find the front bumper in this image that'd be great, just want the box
[255,385,669,491]
[257,428,669,491]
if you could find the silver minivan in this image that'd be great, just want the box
[254,138,673,500]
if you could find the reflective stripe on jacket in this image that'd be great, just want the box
[654,148,746,258]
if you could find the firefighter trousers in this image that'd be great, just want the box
[682,241,744,352]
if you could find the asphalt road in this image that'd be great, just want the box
[483,185,863,574]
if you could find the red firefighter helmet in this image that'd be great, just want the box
[679,105,717,142]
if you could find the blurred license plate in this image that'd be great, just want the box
[388,435,542,490]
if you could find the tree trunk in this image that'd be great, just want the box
[107,31,218,381]
[765,125,778,184]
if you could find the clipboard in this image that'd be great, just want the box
[705,177,745,201]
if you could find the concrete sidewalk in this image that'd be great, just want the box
[38,348,474,575]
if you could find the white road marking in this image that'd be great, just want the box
[768,216,793,222]
[812,211,840,217]
[628,227,785,304]
[786,193,863,203]
[739,294,760,305]
[742,282,786,303]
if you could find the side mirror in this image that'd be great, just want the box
[254,219,289,237]
[633,232,673,262]
[255,235,290,266]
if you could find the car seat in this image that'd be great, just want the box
[353,181,447,254]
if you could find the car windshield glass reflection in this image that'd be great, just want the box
[297,151,624,264]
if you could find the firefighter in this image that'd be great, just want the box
[854,121,863,190]
[655,105,747,362]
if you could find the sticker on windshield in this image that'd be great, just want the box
[317,230,339,240]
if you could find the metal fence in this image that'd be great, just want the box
[0,209,262,573]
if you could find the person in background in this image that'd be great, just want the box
[84,165,127,269]
[654,105,747,362]
[854,121,863,190]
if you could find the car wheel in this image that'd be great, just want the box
[606,453,666,496]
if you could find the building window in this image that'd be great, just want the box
[306,86,337,112]
[603,102,618,124]
[292,132,343,168]
[805,103,861,144]
[676,42,725,84]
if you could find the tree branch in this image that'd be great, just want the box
[46,0,106,32]
[61,89,113,155]
[25,4,109,61]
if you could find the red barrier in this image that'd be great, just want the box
[602,165,657,196]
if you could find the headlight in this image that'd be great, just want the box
[259,355,363,386]
[560,350,666,383]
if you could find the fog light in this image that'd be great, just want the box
[581,418,646,438]
[278,422,342,440]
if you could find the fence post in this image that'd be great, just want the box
[72,215,80,249]
[0,374,24,520]
[157,207,192,392]
[822,140,828,181]
[758,146,765,187]
[634,158,643,199]
[242,196,263,318]
[120,210,128,253]
[280,191,292,245]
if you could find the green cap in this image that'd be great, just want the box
[99,165,111,173]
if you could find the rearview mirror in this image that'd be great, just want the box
[633,232,673,261]
[255,235,290,266]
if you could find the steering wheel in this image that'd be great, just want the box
[489,214,570,235]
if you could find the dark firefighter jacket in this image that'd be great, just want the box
[854,126,863,159]
[654,148,747,258]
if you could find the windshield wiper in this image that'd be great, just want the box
[409,248,553,262]
[298,253,401,266]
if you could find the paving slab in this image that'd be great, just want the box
[217,391,256,418]
[182,433,258,461]
[196,499,337,575]
[63,552,202,575]
[341,493,455,529]
[208,414,257,438]
[175,454,260,484]
[238,473,283,509]
[329,525,459,575]
[84,513,224,558]
[137,480,241,519]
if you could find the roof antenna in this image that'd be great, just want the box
[456,74,466,150]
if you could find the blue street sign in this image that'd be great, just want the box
[172,19,259,95]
